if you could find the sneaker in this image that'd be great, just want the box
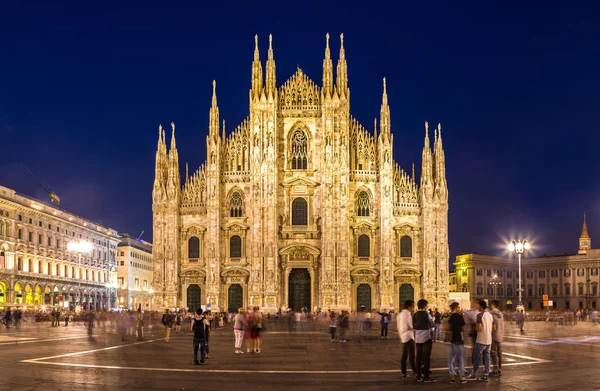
[416,377,423,383]
[497,369,502,377]
[449,376,456,384]
[423,377,436,383]
[465,374,478,381]
[478,375,489,382]
[401,373,409,380]
[193,360,200,365]
[458,377,467,384]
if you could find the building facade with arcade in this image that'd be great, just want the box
[151,34,450,313]
[0,185,120,310]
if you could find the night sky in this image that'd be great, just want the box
[1,2,598,261]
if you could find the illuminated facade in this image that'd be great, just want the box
[0,185,120,309]
[151,34,450,312]
[117,235,153,310]
[451,216,599,310]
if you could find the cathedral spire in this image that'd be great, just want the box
[434,123,447,199]
[251,35,263,100]
[579,213,592,255]
[336,33,348,99]
[154,124,167,190]
[167,122,180,196]
[420,121,434,192]
[265,34,276,99]
[380,77,391,142]
[209,80,220,139]
[322,33,333,98]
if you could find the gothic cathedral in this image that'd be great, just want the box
[151,34,449,313]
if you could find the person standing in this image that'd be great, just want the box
[136,309,144,341]
[434,309,442,340]
[64,310,70,327]
[202,311,211,359]
[447,302,467,384]
[515,309,525,332]
[377,309,391,339]
[162,309,173,343]
[398,300,417,379]
[233,308,246,354]
[191,308,206,365]
[489,300,504,376]
[329,312,337,342]
[413,299,436,383]
[467,300,493,382]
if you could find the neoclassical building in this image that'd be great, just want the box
[451,216,599,310]
[0,185,120,309]
[117,235,153,310]
[151,34,449,313]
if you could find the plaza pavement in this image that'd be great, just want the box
[1,318,599,390]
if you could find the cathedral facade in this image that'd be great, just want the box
[151,34,449,313]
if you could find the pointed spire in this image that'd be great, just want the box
[421,121,433,191]
[185,162,189,183]
[433,122,447,198]
[412,162,415,182]
[265,34,276,98]
[380,77,391,141]
[209,80,219,139]
[336,33,348,98]
[581,213,590,238]
[322,33,333,98]
[170,122,176,150]
[251,35,263,100]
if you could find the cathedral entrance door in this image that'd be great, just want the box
[399,284,414,308]
[356,284,371,311]
[288,268,311,311]
[228,284,243,313]
[187,284,201,312]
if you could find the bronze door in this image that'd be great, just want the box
[228,284,243,313]
[187,284,201,312]
[288,269,311,311]
[356,284,372,310]
[399,284,414,309]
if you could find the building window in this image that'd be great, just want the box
[356,191,370,217]
[497,270,503,277]
[507,286,513,296]
[38,261,42,273]
[592,267,599,276]
[476,286,483,296]
[357,235,370,257]
[487,286,493,296]
[593,285,598,295]
[48,237,52,246]
[551,270,558,278]
[564,269,571,277]
[497,287,503,296]
[552,286,557,296]
[507,271,512,278]
[229,191,244,217]
[290,129,308,170]
[230,235,242,258]
[135,278,139,289]
[291,198,308,225]
[565,285,571,295]
[527,287,533,297]
[577,269,585,277]
[17,257,23,271]
[28,231,32,242]
[120,261,124,266]
[56,239,61,249]
[487,269,492,277]
[539,271,545,278]
[578,285,584,295]
[64,265,67,277]
[118,277,124,288]
[55,264,59,276]
[71,267,75,278]
[143,280,148,289]
[526,271,533,279]
[400,236,412,258]
[476,268,482,276]
[18,228,22,240]
[538,286,545,296]
[18,214,22,221]
[188,236,200,259]
[565,301,570,309]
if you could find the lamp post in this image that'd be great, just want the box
[489,273,502,301]
[67,240,93,312]
[508,239,530,312]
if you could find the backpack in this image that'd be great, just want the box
[193,318,205,340]
[161,314,168,326]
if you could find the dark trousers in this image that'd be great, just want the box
[491,340,502,370]
[416,339,433,378]
[330,327,336,340]
[401,339,417,375]
[193,338,206,363]
[381,324,388,337]
[205,333,210,355]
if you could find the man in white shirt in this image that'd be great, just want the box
[397,300,417,379]
[467,300,493,382]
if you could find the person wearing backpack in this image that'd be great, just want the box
[191,308,206,365]
[162,309,173,343]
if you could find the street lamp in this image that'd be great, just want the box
[508,239,530,311]
[67,240,93,311]
[489,273,502,301]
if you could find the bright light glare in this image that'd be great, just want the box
[493,274,498,279]
[508,242,515,252]
[516,241,524,252]
[524,241,531,250]
[67,241,93,253]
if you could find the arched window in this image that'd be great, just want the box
[476,286,483,296]
[17,257,23,271]
[358,235,370,257]
[188,236,200,259]
[230,235,242,258]
[357,191,370,217]
[292,198,308,225]
[400,236,412,258]
[38,261,42,274]
[28,259,33,273]
[290,130,308,170]
[229,191,244,217]
[71,267,75,278]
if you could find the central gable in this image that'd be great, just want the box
[279,68,321,115]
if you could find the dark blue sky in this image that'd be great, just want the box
[1,2,598,260]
